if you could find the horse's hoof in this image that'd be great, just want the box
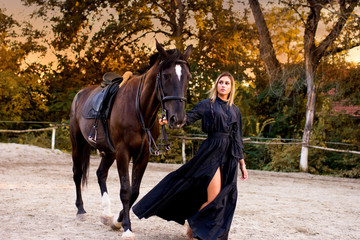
[121,229,135,240]
[76,213,87,221]
[111,220,122,231]
[100,215,114,226]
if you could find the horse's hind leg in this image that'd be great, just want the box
[96,151,116,226]
[71,130,91,221]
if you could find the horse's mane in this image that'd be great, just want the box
[136,48,184,74]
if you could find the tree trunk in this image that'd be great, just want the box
[248,0,282,82]
[167,0,186,51]
[300,62,316,171]
[299,1,321,172]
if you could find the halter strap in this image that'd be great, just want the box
[156,72,187,103]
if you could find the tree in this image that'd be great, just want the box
[188,1,259,105]
[0,8,48,121]
[248,0,360,171]
[23,0,201,74]
[23,0,258,121]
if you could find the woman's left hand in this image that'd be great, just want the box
[159,117,168,125]
[239,159,248,181]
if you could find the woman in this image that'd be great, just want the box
[132,72,248,240]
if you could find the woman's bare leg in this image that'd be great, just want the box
[187,167,221,240]
[186,225,193,240]
[200,167,221,210]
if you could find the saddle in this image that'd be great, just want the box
[101,72,123,88]
[82,72,124,151]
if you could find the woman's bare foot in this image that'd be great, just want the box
[186,226,193,240]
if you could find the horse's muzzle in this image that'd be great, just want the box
[168,115,186,129]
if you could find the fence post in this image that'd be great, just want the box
[182,138,186,164]
[51,128,56,151]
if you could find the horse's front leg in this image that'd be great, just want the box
[130,149,150,208]
[112,147,135,239]
[96,151,116,226]
[112,149,149,227]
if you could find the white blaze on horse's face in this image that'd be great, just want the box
[175,64,182,81]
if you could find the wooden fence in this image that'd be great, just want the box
[0,121,61,151]
[177,135,360,163]
[1,121,360,160]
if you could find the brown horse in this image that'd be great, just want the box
[69,40,193,239]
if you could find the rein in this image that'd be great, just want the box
[135,60,188,156]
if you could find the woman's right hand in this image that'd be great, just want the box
[159,117,168,125]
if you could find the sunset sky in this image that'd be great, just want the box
[1,0,359,64]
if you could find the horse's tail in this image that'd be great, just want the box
[70,89,91,187]
[70,131,91,187]
[80,144,91,187]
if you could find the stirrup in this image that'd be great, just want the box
[88,126,97,143]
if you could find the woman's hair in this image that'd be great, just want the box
[208,72,236,106]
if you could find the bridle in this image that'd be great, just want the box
[135,59,189,156]
[156,59,188,104]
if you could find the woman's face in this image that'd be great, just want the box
[217,76,232,99]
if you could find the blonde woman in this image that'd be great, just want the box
[133,72,248,240]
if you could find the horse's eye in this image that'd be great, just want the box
[163,74,171,80]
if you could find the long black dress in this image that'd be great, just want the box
[132,97,244,240]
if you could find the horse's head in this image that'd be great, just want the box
[155,40,193,129]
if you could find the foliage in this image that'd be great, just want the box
[263,5,304,64]
[308,92,360,177]
[0,8,48,121]
[267,141,301,172]
[0,127,51,149]
[53,123,73,152]
[0,71,49,121]
[244,143,271,170]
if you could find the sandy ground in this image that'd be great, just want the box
[0,143,359,240]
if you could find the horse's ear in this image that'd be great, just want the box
[155,39,168,58]
[183,44,193,60]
